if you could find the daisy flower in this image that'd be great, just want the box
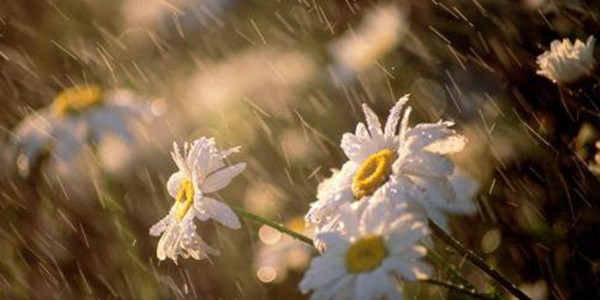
[299,202,431,300]
[306,95,476,236]
[536,35,596,85]
[149,137,246,262]
[12,85,145,175]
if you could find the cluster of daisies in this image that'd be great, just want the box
[10,33,598,299]
[145,95,476,299]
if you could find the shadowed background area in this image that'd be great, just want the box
[1,0,600,299]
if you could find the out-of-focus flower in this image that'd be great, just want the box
[330,4,407,77]
[306,95,477,237]
[12,85,145,176]
[254,217,314,283]
[536,36,596,85]
[185,48,316,114]
[150,137,246,262]
[299,204,431,300]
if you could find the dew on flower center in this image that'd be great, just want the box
[351,149,397,199]
[175,179,195,220]
[345,235,388,273]
[52,85,103,117]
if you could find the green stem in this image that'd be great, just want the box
[421,279,499,300]
[232,206,314,245]
[429,220,532,300]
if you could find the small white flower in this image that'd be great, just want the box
[150,137,246,262]
[299,203,431,300]
[536,36,596,85]
[12,85,145,175]
[306,95,476,236]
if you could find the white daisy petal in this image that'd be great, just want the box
[424,134,467,154]
[194,196,241,229]
[156,223,180,261]
[384,94,409,137]
[362,103,383,138]
[355,122,370,139]
[309,275,353,300]
[166,171,187,198]
[200,162,246,193]
[354,271,388,300]
[404,121,457,151]
[399,151,454,178]
[341,132,363,161]
[150,215,173,236]
[299,255,347,293]
[387,226,427,254]
[316,232,350,255]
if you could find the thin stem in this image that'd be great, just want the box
[429,220,532,300]
[426,248,474,289]
[421,279,499,300]
[232,206,314,246]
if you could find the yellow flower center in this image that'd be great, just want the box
[345,235,388,273]
[175,180,195,221]
[52,85,103,117]
[351,149,397,199]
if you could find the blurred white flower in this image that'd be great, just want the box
[185,48,316,114]
[12,85,145,176]
[536,36,596,85]
[306,95,477,237]
[299,204,431,300]
[254,218,314,283]
[330,4,407,77]
[150,137,246,262]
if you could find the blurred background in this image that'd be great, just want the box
[1,0,600,299]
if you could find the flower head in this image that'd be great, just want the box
[536,36,596,85]
[150,137,246,262]
[12,85,145,175]
[306,95,476,237]
[299,203,431,300]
